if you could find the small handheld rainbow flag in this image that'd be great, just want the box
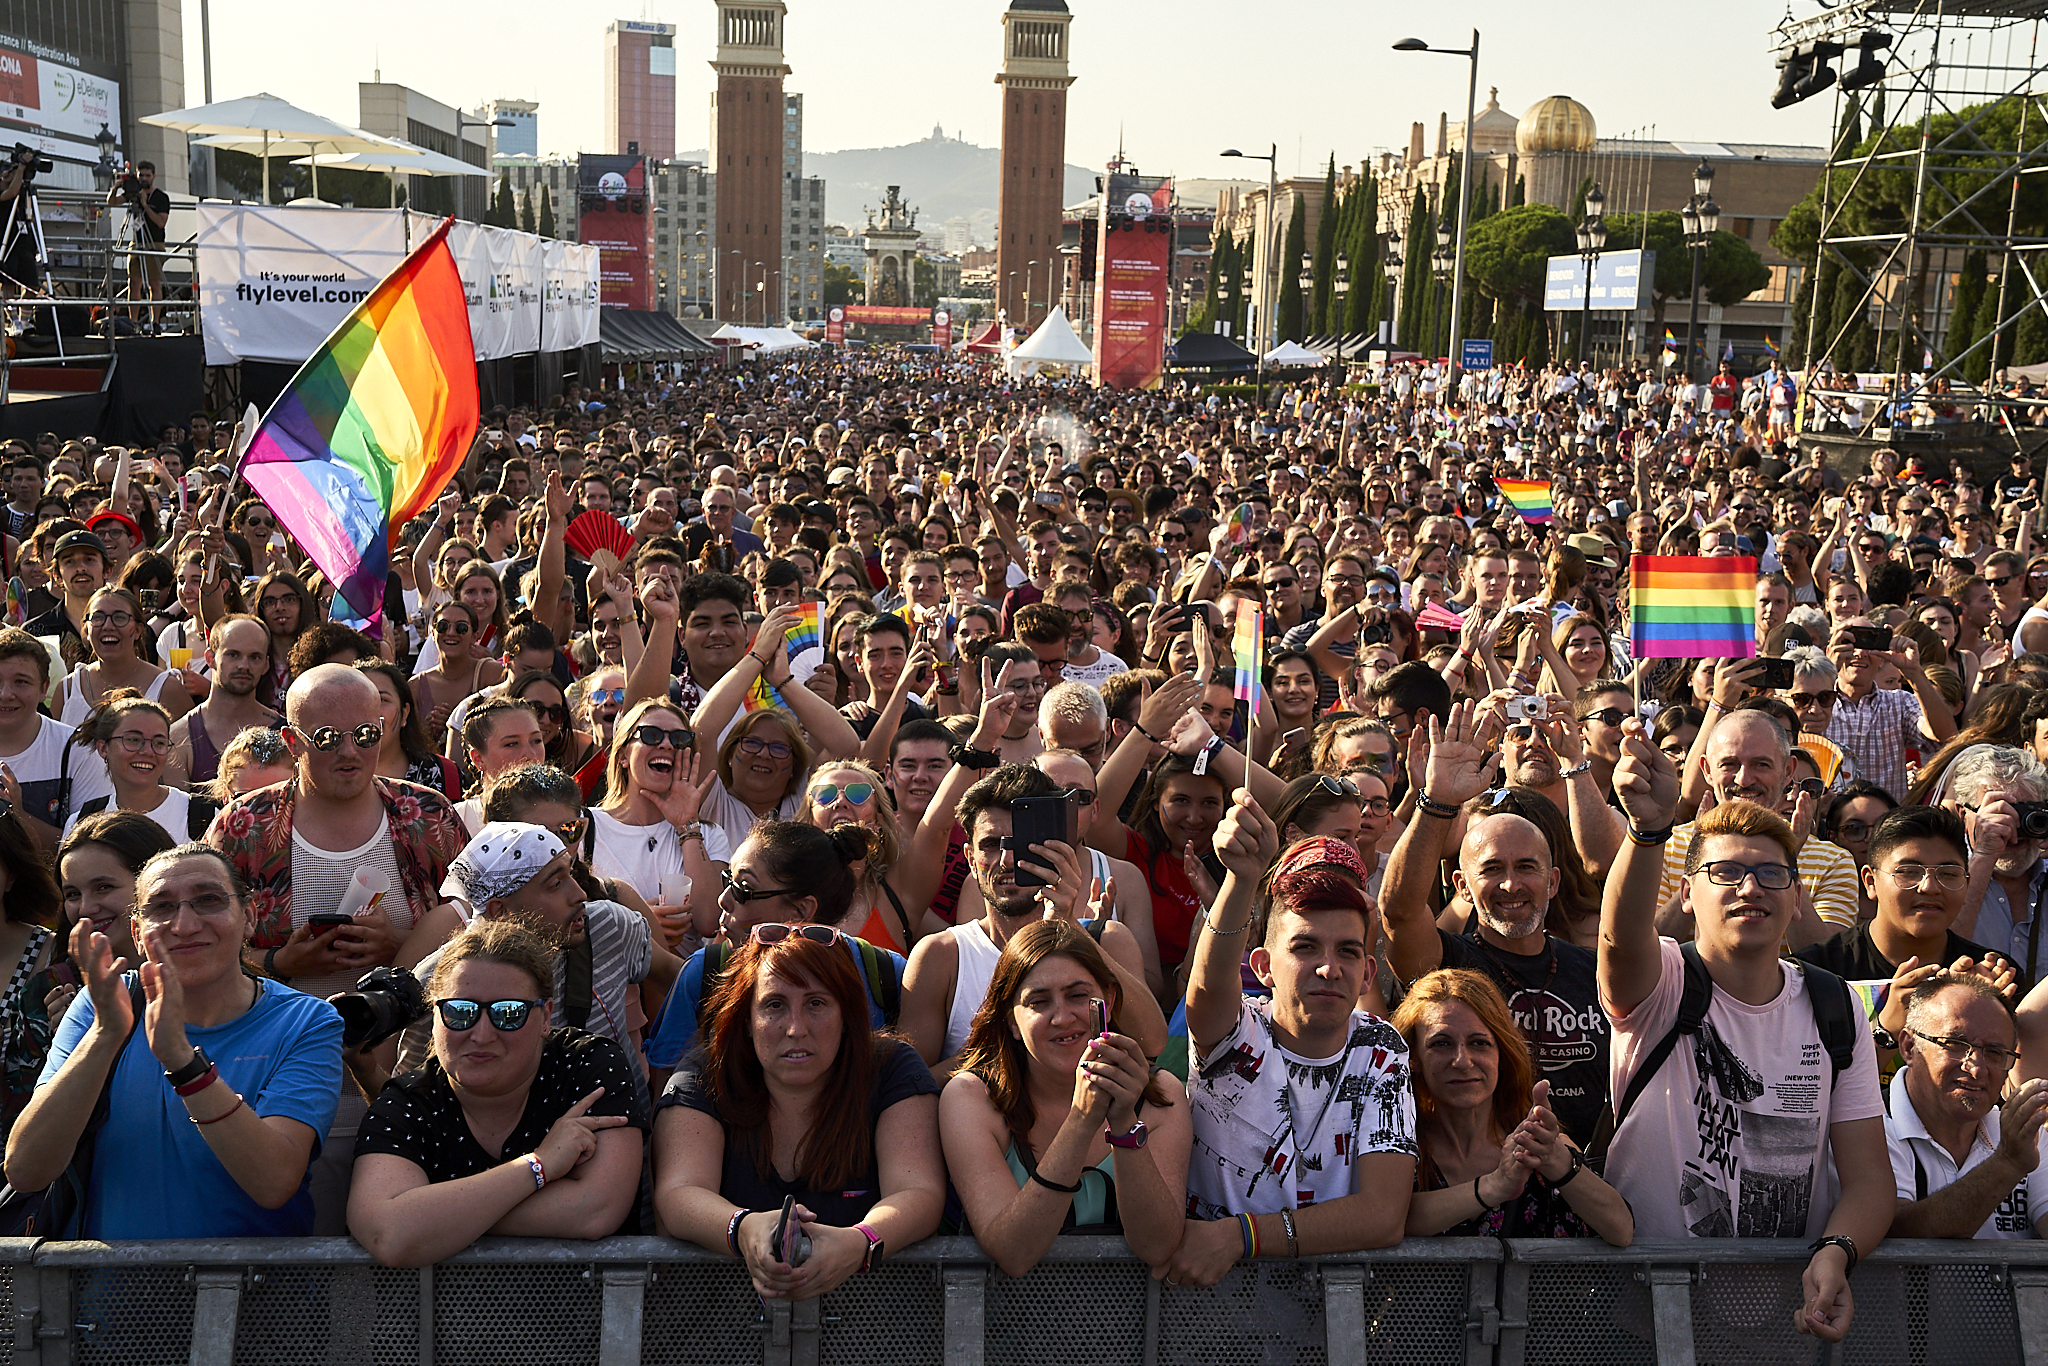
[1763,334,1780,357]
[1497,479,1553,525]
[1663,328,1678,350]
[1232,608,1263,712]
[782,601,823,656]
[1630,554,1758,659]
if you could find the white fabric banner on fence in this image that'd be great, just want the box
[195,204,409,366]
[541,239,601,353]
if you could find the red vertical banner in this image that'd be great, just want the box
[932,309,952,348]
[576,154,652,311]
[1093,174,1173,390]
[826,305,845,344]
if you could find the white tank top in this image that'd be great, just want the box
[943,920,1005,1061]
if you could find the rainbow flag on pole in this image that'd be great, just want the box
[1763,334,1780,357]
[1630,554,1758,659]
[1497,479,1553,525]
[240,218,478,628]
[1232,608,1263,712]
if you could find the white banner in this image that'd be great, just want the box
[195,204,408,366]
[0,33,122,168]
[199,205,594,365]
[541,238,601,353]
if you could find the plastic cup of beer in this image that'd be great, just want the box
[168,647,193,671]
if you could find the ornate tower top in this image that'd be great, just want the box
[997,0,1074,89]
[711,1,790,78]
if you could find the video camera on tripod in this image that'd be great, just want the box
[8,143,52,181]
[113,164,147,208]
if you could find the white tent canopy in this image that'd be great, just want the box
[144,93,415,203]
[712,324,812,355]
[288,140,488,206]
[1006,306,1092,378]
[1263,340,1326,367]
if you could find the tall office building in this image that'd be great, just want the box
[709,1,788,322]
[995,0,1073,327]
[606,20,676,161]
[482,98,539,159]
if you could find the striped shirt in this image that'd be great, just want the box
[1825,687,1925,801]
[1654,822,1861,935]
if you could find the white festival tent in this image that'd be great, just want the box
[142,93,418,203]
[1263,340,1327,367]
[711,324,812,355]
[1005,305,1092,378]
[288,141,490,206]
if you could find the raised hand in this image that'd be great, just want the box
[1422,699,1496,807]
[534,1086,628,1178]
[1212,787,1280,880]
[1611,718,1680,831]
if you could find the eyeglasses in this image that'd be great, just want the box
[810,781,875,807]
[1581,708,1630,727]
[590,688,626,707]
[1828,818,1876,841]
[1263,577,1298,590]
[1695,859,1797,890]
[720,869,798,904]
[109,732,172,756]
[1791,777,1828,800]
[737,735,792,760]
[84,611,136,629]
[1159,532,1187,544]
[1313,775,1360,798]
[435,619,472,636]
[258,594,300,612]
[1790,690,1841,709]
[552,816,588,846]
[433,998,547,1032]
[1884,862,1969,891]
[135,890,238,925]
[1327,573,1366,587]
[289,723,383,752]
[241,517,275,532]
[1505,724,1552,744]
[750,922,844,946]
[1914,1032,2020,1068]
[1989,574,2016,588]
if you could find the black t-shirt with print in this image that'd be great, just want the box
[658,1038,938,1226]
[1436,929,1609,1148]
[355,1026,648,1230]
[1795,920,2005,983]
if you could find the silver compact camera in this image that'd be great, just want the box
[1504,696,1548,722]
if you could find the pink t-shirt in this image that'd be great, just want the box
[1601,938,1883,1239]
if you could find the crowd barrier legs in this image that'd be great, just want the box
[5,1235,2048,1364]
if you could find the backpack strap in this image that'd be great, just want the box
[1798,961,1861,1079]
[77,794,109,820]
[1589,942,1715,1166]
[563,935,594,1029]
[185,796,219,842]
[853,939,901,1028]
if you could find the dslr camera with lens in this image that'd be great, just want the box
[326,966,429,1050]
[10,143,51,177]
[2013,801,2048,842]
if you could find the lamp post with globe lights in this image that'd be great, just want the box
[1680,160,1719,387]
[1575,184,1607,366]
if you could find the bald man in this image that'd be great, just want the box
[1378,699,1612,1146]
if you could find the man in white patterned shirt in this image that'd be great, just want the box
[1824,620,1957,800]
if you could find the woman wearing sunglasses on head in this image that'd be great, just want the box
[65,690,215,844]
[350,916,648,1267]
[652,922,945,1302]
[939,920,1190,1277]
[588,699,723,939]
[797,760,944,954]
[509,670,603,778]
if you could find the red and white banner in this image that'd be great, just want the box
[932,310,951,348]
[825,305,845,344]
[577,154,651,311]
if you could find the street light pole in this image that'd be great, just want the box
[1382,233,1404,349]
[1680,160,1719,389]
[1575,183,1607,367]
[454,114,515,224]
[1394,32,1479,385]
[1221,144,1281,406]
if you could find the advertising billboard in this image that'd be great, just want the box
[0,31,122,167]
[1092,173,1173,390]
[932,310,951,348]
[843,304,928,325]
[825,305,844,344]
[576,154,651,311]
[1543,249,1656,311]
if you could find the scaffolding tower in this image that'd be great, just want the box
[1780,0,2048,429]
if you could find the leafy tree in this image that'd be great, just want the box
[537,185,556,239]
[1462,203,1577,364]
[824,262,864,307]
[1277,194,1307,341]
[1594,211,1772,342]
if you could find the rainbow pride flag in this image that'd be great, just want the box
[742,674,787,713]
[1232,608,1263,712]
[240,219,477,627]
[782,601,823,656]
[1497,479,1553,525]
[1630,554,1758,659]
[1763,334,1780,357]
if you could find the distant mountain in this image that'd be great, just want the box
[681,131,1097,243]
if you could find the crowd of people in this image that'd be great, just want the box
[0,349,2045,1348]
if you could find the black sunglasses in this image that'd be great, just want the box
[632,724,694,750]
[434,998,546,1032]
[1581,708,1631,727]
[720,868,796,903]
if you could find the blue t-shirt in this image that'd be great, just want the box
[38,974,344,1239]
[644,938,904,1070]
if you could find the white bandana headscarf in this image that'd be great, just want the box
[440,822,566,908]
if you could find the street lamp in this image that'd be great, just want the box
[1680,159,1719,387]
[1574,183,1607,366]
[1394,30,1481,383]
[1382,232,1404,348]
[1298,251,1313,339]
[1431,216,1454,362]
[1221,144,1280,400]
[453,114,515,222]
[727,250,744,322]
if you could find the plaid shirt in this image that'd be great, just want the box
[1825,686,1924,801]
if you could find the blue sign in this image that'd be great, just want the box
[1542,249,1656,311]
[1461,339,1494,371]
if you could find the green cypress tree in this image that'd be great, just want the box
[1311,155,1338,334]
[1277,194,1308,342]
[1945,250,1986,374]
[490,173,514,228]
[1401,188,1432,349]
[519,185,537,235]
[2015,301,2048,367]
[537,185,556,238]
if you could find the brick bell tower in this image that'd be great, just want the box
[995,0,1074,330]
[710,1,790,323]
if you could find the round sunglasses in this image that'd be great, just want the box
[290,723,383,752]
[809,781,875,807]
[433,997,547,1032]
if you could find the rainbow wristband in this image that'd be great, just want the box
[1237,1211,1259,1260]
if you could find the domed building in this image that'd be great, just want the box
[1516,95,1598,210]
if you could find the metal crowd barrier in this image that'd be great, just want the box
[0,1235,2041,1365]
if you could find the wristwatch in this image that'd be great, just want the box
[1554,1146,1586,1187]
[164,1046,212,1088]
[1105,1120,1150,1149]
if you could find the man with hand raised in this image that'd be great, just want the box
[1602,718,1893,1345]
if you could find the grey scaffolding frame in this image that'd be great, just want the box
[1778,0,2048,427]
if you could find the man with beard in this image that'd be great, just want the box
[24,528,108,670]
[1653,707,1861,948]
[1380,700,1611,1147]
[170,615,280,787]
[899,762,1165,1078]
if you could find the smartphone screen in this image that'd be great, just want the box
[1849,626,1893,651]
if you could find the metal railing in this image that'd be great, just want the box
[0,1235,2041,1366]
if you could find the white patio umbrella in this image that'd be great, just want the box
[290,139,489,206]
[141,93,415,203]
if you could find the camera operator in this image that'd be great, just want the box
[107,160,169,332]
[0,148,36,298]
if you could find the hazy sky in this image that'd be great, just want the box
[182,0,1835,186]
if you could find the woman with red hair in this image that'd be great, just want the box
[1391,968,1632,1243]
[652,925,944,1300]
